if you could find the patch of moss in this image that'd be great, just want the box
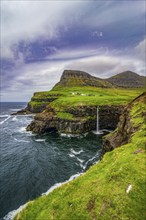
[56,112,74,120]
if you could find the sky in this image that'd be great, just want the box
[1,0,146,101]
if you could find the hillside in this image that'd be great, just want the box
[14,93,146,220]
[107,71,146,88]
[16,70,145,115]
[53,70,113,88]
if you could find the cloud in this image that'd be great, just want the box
[1,38,145,101]
[1,1,87,58]
[83,0,145,28]
[1,0,145,60]
[135,37,146,61]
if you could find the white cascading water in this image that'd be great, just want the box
[93,107,102,134]
[96,108,99,133]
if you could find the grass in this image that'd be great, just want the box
[28,86,145,119]
[49,87,144,111]
[14,93,146,220]
[56,112,74,120]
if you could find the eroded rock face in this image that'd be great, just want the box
[26,105,123,135]
[102,92,146,153]
[27,102,47,113]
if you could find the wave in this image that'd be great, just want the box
[10,109,21,111]
[82,153,100,170]
[14,138,30,143]
[17,127,35,137]
[68,153,75,158]
[15,114,35,117]
[42,172,82,196]
[4,172,83,220]
[60,133,88,138]
[35,139,46,142]
[3,204,27,220]
[0,115,9,118]
[11,116,18,122]
[60,133,79,138]
[0,116,11,125]
[76,157,84,163]
[71,148,83,155]
[18,127,26,133]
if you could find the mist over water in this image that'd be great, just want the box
[0,103,103,219]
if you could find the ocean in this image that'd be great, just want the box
[0,102,103,219]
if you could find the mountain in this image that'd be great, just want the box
[107,71,146,88]
[53,70,113,88]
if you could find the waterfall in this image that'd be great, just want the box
[93,107,102,135]
[96,108,99,133]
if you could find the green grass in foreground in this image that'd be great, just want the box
[15,94,146,220]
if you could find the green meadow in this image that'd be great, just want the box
[29,87,144,114]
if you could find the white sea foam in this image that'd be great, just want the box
[71,148,83,155]
[14,138,30,143]
[83,153,100,170]
[42,172,83,196]
[0,116,11,125]
[92,129,112,135]
[60,133,79,137]
[11,116,18,121]
[60,133,88,138]
[16,114,35,117]
[92,130,103,135]
[3,204,27,220]
[0,114,9,118]
[68,153,75,158]
[4,173,83,220]
[76,157,84,163]
[10,108,21,111]
[35,139,46,142]
[19,127,26,133]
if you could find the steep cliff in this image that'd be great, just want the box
[27,105,123,134]
[103,92,146,152]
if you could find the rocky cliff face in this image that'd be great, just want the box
[102,92,146,153]
[27,105,123,135]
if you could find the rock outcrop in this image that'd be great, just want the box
[27,105,123,134]
[102,92,146,153]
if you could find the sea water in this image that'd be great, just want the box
[0,102,103,219]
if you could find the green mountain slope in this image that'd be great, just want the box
[53,70,114,88]
[107,71,146,88]
[14,92,146,220]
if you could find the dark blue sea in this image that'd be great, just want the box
[0,102,103,219]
